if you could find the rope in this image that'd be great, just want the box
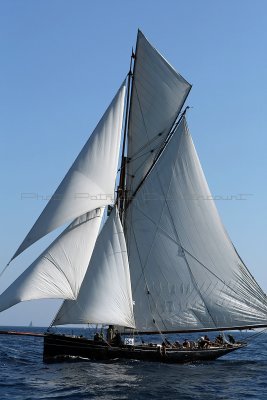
[242,327,267,342]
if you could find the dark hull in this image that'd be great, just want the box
[43,333,245,364]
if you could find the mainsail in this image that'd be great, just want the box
[125,117,267,333]
[10,83,126,262]
[126,30,191,195]
[0,209,103,312]
[53,208,135,329]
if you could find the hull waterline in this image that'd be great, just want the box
[43,333,246,364]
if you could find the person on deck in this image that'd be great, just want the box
[215,334,224,345]
[161,341,167,355]
[94,332,102,342]
[198,335,210,349]
[183,339,190,348]
[111,331,122,346]
[227,334,235,344]
[107,325,114,343]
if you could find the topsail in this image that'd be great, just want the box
[126,31,191,195]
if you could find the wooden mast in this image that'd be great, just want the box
[117,50,135,222]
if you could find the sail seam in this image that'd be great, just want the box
[43,255,76,299]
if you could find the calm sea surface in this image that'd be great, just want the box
[0,327,267,400]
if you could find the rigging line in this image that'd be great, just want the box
[117,64,134,221]
[130,76,150,145]
[242,327,267,342]
[127,30,192,175]
[178,138,223,270]
[128,121,185,293]
[136,204,266,314]
[130,216,169,332]
[126,81,174,182]
[179,126,239,283]
[0,262,11,278]
[127,117,266,315]
[126,141,162,168]
[182,249,267,311]
[152,175,219,330]
[133,116,218,328]
[173,228,265,311]
[231,241,266,297]
[118,141,162,176]
[126,108,189,211]
[127,129,166,161]
[180,123,266,305]
[182,254,218,329]
[130,200,231,295]
[127,131,189,333]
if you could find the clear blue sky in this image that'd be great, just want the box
[0,0,266,326]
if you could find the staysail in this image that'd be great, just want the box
[0,209,103,312]
[126,30,191,195]
[53,208,135,329]
[125,117,267,333]
[10,83,126,262]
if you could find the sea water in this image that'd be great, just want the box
[0,327,267,399]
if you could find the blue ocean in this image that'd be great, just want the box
[0,327,267,399]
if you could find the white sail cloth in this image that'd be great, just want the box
[11,83,126,261]
[125,117,267,332]
[0,209,103,312]
[53,208,135,329]
[126,30,191,195]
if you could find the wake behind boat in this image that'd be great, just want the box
[1,30,267,364]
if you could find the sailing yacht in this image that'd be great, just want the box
[1,30,267,363]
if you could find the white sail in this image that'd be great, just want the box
[0,209,103,312]
[53,208,135,329]
[125,117,267,332]
[11,83,126,262]
[126,30,191,195]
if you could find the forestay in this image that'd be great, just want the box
[125,117,267,332]
[53,208,135,329]
[126,30,191,195]
[0,209,103,312]
[11,83,126,262]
